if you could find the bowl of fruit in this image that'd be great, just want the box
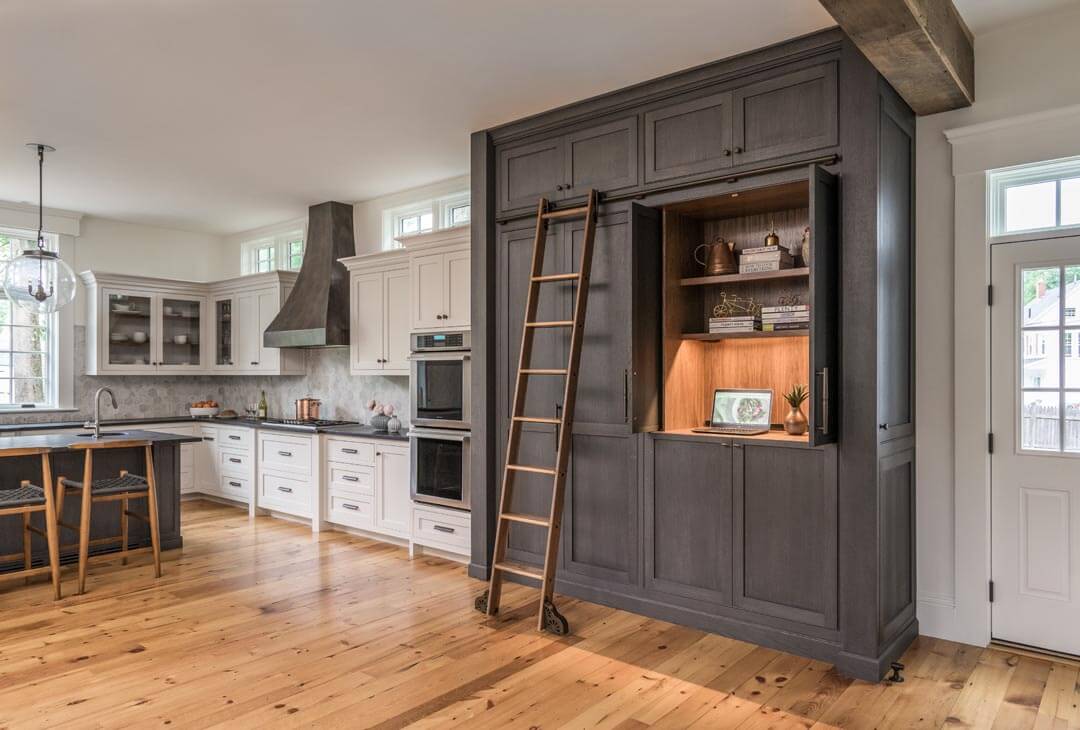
[189,400,220,418]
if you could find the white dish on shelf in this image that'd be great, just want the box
[189,406,220,418]
[109,333,129,342]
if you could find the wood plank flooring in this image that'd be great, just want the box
[0,499,1077,729]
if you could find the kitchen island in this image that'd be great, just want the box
[0,430,199,575]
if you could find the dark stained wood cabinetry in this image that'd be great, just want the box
[473,29,916,682]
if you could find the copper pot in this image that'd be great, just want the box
[694,238,737,276]
[295,398,321,421]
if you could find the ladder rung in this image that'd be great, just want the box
[531,273,580,283]
[507,464,557,476]
[513,416,560,425]
[525,321,574,328]
[495,560,545,580]
[542,206,589,221]
[501,512,551,528]
[520,369,567,375]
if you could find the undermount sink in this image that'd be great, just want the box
[75,431,130,438]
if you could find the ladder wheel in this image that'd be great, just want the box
[542,600,569,636]
[474,590,494,615]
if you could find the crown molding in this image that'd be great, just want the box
[0,200,83,236]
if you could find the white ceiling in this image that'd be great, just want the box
[0,0,834,235]
[2,1,1070,236]
[954,0,1078,33]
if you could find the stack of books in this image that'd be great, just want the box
[761,305,809,332]
[708,315,760,334]
[738,245,795,273]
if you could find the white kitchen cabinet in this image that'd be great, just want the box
[375,444,411,538]
[81,271,303,376]
[257,430,320,523]
[396,225,470,332]
[340,250,410,376]
[323,436,411,541]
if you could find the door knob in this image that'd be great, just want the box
[723,149,732,157]
[734,146,743,154]
[555,184,563,191]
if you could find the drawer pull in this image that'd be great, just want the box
[342,475,360,482]
[341,447,358,454]
[204,437,215,441]
[277,450,293,457]
[433,525,456,534]
[228,481,241,488]
[342,503,360,511]
[229,457,242,463]
[277,486,293,493]
[229,435,241,441]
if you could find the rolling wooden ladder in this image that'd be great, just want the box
[474,189,600,635]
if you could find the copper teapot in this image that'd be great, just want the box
[694,238,737,276]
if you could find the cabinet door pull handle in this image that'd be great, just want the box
[277,450,292,457]
[623,369,629,423]
[343,503,360,511]
[229,435,241,440]
[723,148,732,157]
[734,146,743,154]
[433,524,455,534]
[555,184,563,191]
[229,457,241,464]
[733,443,743,449]
[250,361,259,366]
[342,475,360,482]
[879,423,889,431]
[817,368,830,435]
[228,481,241,488]
[342,448,358,454]
[204,437,215,442]
[277,486,293,493]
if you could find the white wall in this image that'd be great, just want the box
[915,3,1080,639]
[74,216,223,281]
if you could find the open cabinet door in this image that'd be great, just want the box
[809,164,838,446]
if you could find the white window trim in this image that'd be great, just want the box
[241,229,305,275]
[0,228,74,413]
[988,154,1080,239]
[381,191,470,250]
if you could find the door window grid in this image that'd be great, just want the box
[0,231,56,408]
[1019,264,1080,453]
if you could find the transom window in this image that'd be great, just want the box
[1018,264,1080,452]
[991,156,1080,236]
[241,230,305,275]
[382,190,470,249]
[0,229,59,409]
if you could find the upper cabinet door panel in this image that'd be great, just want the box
[443,250,471,328]
[497,136,566,215]
[384,268,411,371]
[350,273,385,371]
[411,253,446,330]
[809,165,839,446]
[732,63,838,166]
[565,117,639,199]
[644,91,733,184]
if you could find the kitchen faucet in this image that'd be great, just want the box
[84,387,118,439]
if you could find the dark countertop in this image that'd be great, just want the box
[0,416,410,441]
[0,429,202,453]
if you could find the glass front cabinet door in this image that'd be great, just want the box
[211,295,236,371]
[102,289,156,372]
[157,295,205,371]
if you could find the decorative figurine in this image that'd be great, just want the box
[783,384,809,436]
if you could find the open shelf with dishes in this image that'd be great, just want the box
[660,172,837,442]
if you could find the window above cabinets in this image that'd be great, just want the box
[241,230,305,275]
[382,191,470,250]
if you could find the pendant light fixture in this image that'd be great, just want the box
[3,144,76,314]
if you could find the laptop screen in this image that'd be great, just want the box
[711,389,773,428]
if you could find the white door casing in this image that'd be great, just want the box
[990,236,1080,656]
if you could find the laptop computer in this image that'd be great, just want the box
[691,388,773,436]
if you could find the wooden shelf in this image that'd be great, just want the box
[682,330,809,341]
[679,267,809,287]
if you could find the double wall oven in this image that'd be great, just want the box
[409,331,470,511]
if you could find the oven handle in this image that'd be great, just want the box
[408,353,471,361]
[408,427,470,442]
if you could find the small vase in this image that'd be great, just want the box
[386,414,401,433]
[784,406,808,435]
[370,414,390,432]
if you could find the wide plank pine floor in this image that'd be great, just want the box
[1,500,1078,729]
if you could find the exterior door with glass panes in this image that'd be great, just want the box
[156,294,205,372]
[101,287,157,372]
[211,295,236,371]
[991,237,1080,656]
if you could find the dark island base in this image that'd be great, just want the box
[0,442,183,576]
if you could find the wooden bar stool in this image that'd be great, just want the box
[0,447,62,599]
[56,439,162,595]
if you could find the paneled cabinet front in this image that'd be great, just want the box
[496,117,639,216]
[350,266,410,375]
[410,249,471,331]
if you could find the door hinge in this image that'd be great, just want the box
[988,284,994,307]
[988,433,995,454]
[989,580,995,603]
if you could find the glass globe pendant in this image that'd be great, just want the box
[3,144,76,314]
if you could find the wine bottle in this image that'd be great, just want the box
[257,390,268,419]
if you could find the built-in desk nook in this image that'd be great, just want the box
[471,28,915,680]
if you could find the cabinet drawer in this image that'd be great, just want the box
[218,448,251,476]
[328,464,374,497]
[412,505,471,553]
[219,474,250,504]
[259,433,312,476]
[259,472,311,517]
[328,494,375,530]
[217,427,254,451]
[326,438,375,466]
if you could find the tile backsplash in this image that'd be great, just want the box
[0,326,410,427]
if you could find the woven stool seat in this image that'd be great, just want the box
[60,473,149,496]
[0,483,44,508]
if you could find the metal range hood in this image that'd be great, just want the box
[263,201,355,348]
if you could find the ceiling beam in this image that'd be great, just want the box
[819,0,974,115]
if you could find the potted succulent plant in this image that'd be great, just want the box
[783,384,809,436]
